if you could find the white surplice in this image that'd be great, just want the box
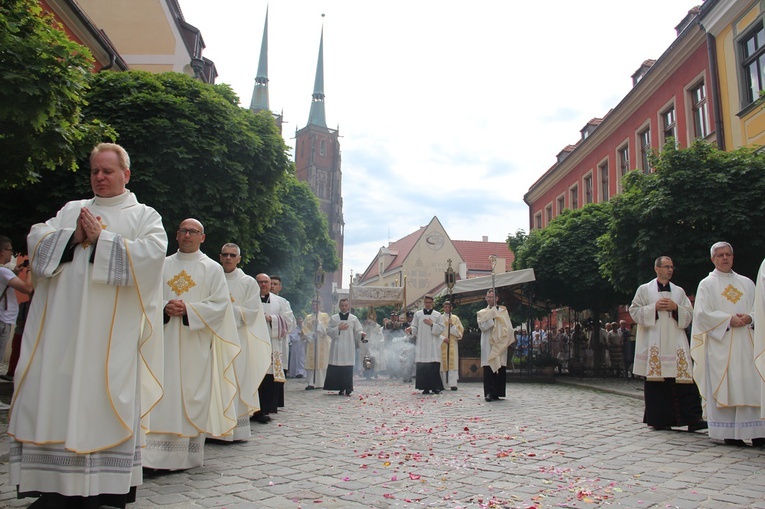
[327,313,363,365]
[217,268,271,441]
[9,191,167,497]
[630,279,694,382]
[691,269,764,440]
[412,309,443,363]
[144,251,240,469]
[263,292,295,382]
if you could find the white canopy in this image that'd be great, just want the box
[451,268,536,295]
[349,285,405,307]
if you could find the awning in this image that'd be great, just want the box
[349,285,405,307]
[451,268,536,295]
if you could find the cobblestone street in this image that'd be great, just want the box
[1,377,764,508]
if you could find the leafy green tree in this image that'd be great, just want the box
[599,141,765,294]
[0,0,113,188]
[246,174,340,314]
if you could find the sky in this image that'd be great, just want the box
[179,1,699,287]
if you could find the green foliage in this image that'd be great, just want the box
[513,203,629,312]
[244,173,340,314]
[0,0,113,188]
[599,140,765,292]
[79,71,289,260]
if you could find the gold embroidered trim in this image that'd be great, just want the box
[167,269,196,296]
[722,283,743,304]
[647,344,662,377]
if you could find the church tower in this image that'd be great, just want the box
[294,25,344,310]
[249,7,282,132]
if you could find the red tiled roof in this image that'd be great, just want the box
[358,226,426,281]
[453,240,514,273]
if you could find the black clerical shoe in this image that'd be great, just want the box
[751,437,765,448]
[484,395,493,402]
[337,390,344,395]
[305,385,315,390]
[451,387,458,391]
[687,420,708,432]
[295,374,304,378]
[422,390,431,395]
[433,390,441,395]
[345,391,352,397]
[724,438,747,447]
[251,412,270,424]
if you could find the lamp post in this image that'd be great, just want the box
[312,262,325,387]
[444,259,456,384]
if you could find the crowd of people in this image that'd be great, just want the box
[3,142,765,507]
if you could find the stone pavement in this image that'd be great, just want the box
[1,376,764,509]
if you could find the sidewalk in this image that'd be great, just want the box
[557,375,645,400]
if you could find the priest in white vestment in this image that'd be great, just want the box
[143,219,240,470]
[252,273,295,422]
[753,257,765,425]
[438,301,464,391]
[8,143,167,508]
[325,298,365,396]
[691,243,764,446]
[477,289,514,402]
[303,300,331,389]
[409,295,444,394]
[631,256,705,432]
[212,243,271,441]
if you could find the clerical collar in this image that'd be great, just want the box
[260,294,270,303]
[339,312,349,320]
[423,309,433,315]
[657,281,671,292]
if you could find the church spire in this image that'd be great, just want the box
[249,7,269,112]
[306,23,327,128]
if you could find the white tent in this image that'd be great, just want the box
[451,268,536,295]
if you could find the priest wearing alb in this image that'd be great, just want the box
[8,143,167,508]
[477,289,514,402]
[630,256,705,432]
[214,243,271,441]
[303,299,331,390]
[439,301,464,391]
[691,243,764,446]
[408,294,444,395]
[325,298,365,396]
[143,219,240,470]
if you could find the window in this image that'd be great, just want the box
[662,106,676,146]
[534,213,542,229]
[320,139,326,156]
[639,128,651,174]
[690,82,709,139]
[557,195,565,214]
[570,185,579,210]
[618,144,630,178]
[742,24,765,105]
[584,174,593,204]
[599,162,609,202]
[545,205,553,225]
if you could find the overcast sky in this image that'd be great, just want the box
[179,1,699,287]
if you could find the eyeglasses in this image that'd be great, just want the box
[178,229,203,236]
[1,247,12,253]
[220,253,238,258]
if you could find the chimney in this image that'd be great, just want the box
[482,236,488,242]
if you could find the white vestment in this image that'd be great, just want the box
[303,312,331,386]
[630,279,694,382]
[327,313,363,365]
[691,269,763,440]
[217,268,271,441]
[144,251,240,469]
[9,192,166,497]
[263,292,295,382]
[477,306,514,372]
[412,309,443,363]
[753,259,765,417]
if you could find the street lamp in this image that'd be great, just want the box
[311,261,325,388]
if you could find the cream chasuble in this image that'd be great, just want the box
[753,259,765,417]
[218,268,271,440]
[477,306,514,372]
[303,312,331,369]
[9,192,167,496]
[144,251,240,469]
[630,279,693,382]
[438,313,464,370]
[691,270,758,409]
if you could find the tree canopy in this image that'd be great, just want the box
[0,0,113,188]
[599,140,765,293]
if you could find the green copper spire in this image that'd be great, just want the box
[307,24,327,127]
[249,7,269,112]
